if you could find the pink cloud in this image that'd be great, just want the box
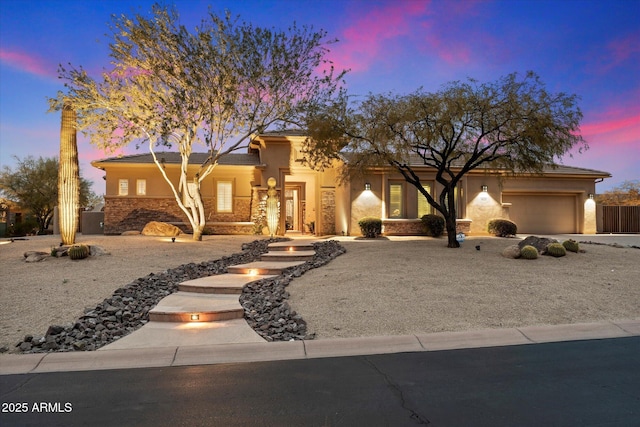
[327,0,487,75]
[327,1,430,73]
[0,48,57,79]
[591,31,640,74]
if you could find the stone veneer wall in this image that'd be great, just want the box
[382,219,426,235]
[321,190,336,235]
[382,218,472,236]
[104,196,251,235]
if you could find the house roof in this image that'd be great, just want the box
[343,152,611,178]
[92,151,261,168]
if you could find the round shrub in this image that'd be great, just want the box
[68,244,90,260]
[358,217,382,238]
[562,239,579,253]
[545,242,566,257]
[421,214,445,237]
[520,245,538,260]
[487,218,518,237]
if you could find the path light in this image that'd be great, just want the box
[171,237,176,243]
[190,314,200,321]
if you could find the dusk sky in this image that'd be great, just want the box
[1,0,638,194]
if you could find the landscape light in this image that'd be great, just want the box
[171,237,176,242]
[190,314,200,321]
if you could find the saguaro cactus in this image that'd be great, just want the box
[58,100,80,245]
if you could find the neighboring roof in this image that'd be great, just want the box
[92,151,261,167]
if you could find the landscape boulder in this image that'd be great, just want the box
[141,221,181,237]
[23,251,49,263]
[501,245,521,259]
[517,236,558,255]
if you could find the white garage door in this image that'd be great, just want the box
[502,194,577,234]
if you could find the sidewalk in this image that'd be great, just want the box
[2,320,638,375]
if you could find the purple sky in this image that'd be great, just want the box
[1,0,638,194]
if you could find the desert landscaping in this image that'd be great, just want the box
[1,233,639,353]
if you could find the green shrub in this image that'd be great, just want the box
[421,214,445,237]
[487,218,518,237]
[545,242,566,257]
[520,245,538,259]
[68,244,89,260]
[562,239,579,253]
[358,217,382,238]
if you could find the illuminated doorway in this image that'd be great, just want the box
[284,184,304,232]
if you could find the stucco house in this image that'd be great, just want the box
[91,131,611,236]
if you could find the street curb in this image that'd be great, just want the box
[1,320,638,375]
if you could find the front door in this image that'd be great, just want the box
[284,184,304,232]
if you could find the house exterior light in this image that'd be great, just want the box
[588,193,594,200]
[365,183,371,191]
[481,185,488,192]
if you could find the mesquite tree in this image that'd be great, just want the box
[303,72,586,247]
[58,100,80,244]
[49,4,345,240]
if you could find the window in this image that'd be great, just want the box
[136,179,146,196]
[118,179,128,196]
[217,181,233,213]
[417,184,432,218]
[389,183,403,218]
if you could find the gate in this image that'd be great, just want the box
[600,206,640,233]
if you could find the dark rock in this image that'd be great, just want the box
[518,236,558,255]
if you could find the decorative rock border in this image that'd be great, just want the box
[15,238,346,353]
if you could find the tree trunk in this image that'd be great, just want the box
[445,215,460,248]
[58,100,80,245]
[192,225,204,241]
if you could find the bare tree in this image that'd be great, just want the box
[303,72,586,247]
[49,4,345,240]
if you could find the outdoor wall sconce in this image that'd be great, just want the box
[588,193,594,200]
[365,183,371,191]
[481,185,488,192]
[190,314,200,321]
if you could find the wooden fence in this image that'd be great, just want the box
[599,205,640,233]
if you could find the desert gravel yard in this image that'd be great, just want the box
[0,234,638,352]
[287,236,640,338]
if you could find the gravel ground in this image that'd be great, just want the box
[1,233,638,353]
[288,236,640,338]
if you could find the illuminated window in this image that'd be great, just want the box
[217,181,233,213]
[136,179,146,195]
[417,184,432,217]
[118,179,128,196]
[389,183,403,218]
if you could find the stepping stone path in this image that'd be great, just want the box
[103,240,320,349]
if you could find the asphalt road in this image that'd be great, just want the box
[1,337,638,427]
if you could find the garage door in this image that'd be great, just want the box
[502,194,577,234]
